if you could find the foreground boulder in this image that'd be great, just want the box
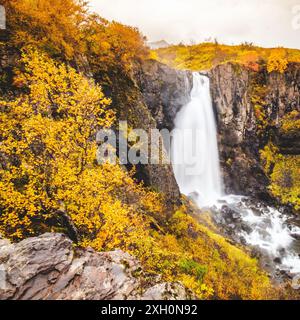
[0,233,191,300]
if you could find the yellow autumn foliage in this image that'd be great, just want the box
[153,42,300,72]
[3,0,148,73]
[0,48,161,243]
[0,1,282,300]
[281,111,300,132]
[0,49,275,299]
[0,48,112,238]
[267,49,288,73]
[260,143,300,210]
[3,0,86,58]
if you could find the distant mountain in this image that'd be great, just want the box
[147,40,170,49]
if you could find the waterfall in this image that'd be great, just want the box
[171,71,300,276]
[171,72,223,207]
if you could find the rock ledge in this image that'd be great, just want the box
[0,233,191,300]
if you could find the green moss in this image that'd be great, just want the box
[179,259,207,283]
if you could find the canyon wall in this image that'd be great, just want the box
[209,63,300,201]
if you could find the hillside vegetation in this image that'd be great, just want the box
[0,0,286,299]
[153,42,300,72]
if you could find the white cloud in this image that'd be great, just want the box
[89,0,300,48]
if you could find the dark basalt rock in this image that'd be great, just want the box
[134,59,193,131]
[209,62,300,202]
[120,60,194,208]
[276,130,300,155]
[274,257,282,264]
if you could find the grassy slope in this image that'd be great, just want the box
[153,42,300,71]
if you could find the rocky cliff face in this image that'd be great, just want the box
[0,233,191,300]
[134,60,193,131]
[209,63,300,200]
[103,70,181,208]
[102,60,193,208]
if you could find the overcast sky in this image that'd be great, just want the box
[89,0,300,49]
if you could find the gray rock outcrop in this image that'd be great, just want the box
[134,59,193,130]
[0,233,191,300]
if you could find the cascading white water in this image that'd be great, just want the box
[171,72,222,207]
[171,71,300,276]
[214,195,300,274]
